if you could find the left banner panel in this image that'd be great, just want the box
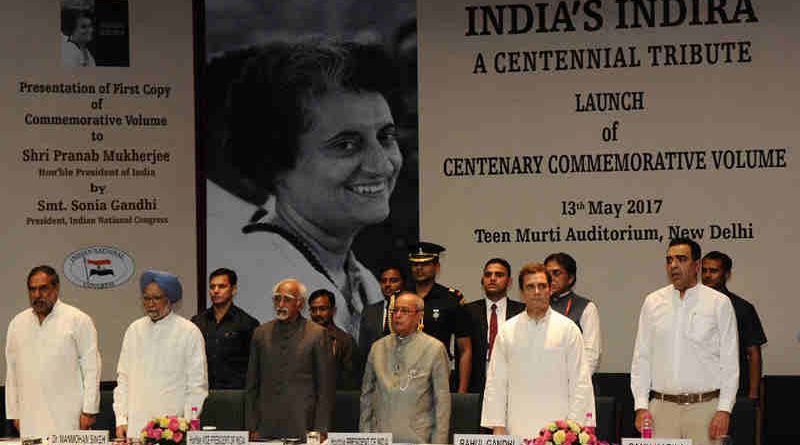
[0,0,198,380]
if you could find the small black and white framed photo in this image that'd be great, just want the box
[61,0,129,67]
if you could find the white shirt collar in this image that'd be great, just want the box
[672,282,701,301]
[485,295,507,311]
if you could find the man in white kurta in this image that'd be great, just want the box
[113,270,208,438]
[481,263,595,438]
[5,266,101,438]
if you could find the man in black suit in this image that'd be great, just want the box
[465,258,525,394]
[360,264,406,360]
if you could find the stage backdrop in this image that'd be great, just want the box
[419,0,799,373]
[0,0,198,380]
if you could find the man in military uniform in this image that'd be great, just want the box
[409,242,472,392]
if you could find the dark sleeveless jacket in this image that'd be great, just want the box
[550,290,591,332]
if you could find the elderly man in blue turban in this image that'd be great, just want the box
[113,270,208,438]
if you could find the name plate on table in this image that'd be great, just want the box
[46,431,108,445]
[188,431,248,445]
[328,433,391,445]
[454,434,521,445]
[622,439,692,445]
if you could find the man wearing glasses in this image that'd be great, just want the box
[360,291,451,444]
[246,278,335,441]
[113,270,208,438]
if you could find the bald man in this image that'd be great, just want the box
[360,292,451,444]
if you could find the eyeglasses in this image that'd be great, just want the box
[390,307,420,316]
[272,294,298,304]
[142,295,166,303]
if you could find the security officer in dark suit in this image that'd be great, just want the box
[359,263,406,360]
[465,258,525,394]
[409,242,472,393]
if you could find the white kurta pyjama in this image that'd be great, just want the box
[481,308,595,438]
[113,311,208,437]
[5,300,101,438]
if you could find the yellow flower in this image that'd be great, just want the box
[139,431,148,441]
[567,420,580,433]
[179,420,189,431]
[159,417,170,428]
[163,429,173,440]
[552,430,566,445]
[547,422,558,432]
[578,432,590,444]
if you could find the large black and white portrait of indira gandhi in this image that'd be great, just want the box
[205,1,418,342]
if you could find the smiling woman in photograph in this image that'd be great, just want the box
[61,8,95,67]
[210,39,402,342]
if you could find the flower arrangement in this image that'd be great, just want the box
[140,416,190,445]
[524,420,598,445]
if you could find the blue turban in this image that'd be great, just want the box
[140,269,183,303]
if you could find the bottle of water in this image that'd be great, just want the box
[190,406,200,431]
[641,413,653,439]
[583,412,595,435]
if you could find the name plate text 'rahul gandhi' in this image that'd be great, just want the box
[453,434,521,445]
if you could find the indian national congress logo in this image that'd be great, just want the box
[64,246,135,289]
